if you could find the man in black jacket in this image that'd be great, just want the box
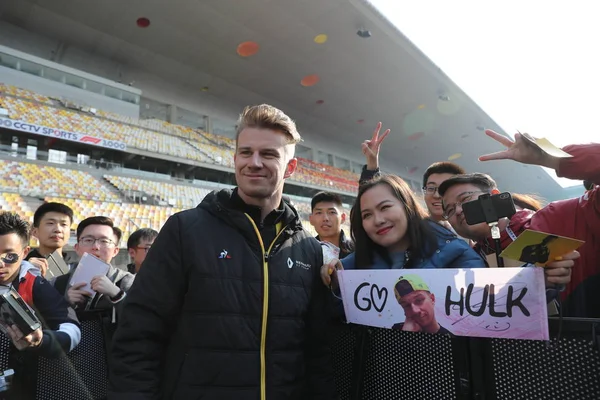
[25,202,74,279]
[109,104,337,400]
[125,228,158,274]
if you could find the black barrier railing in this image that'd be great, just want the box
[0,315,110,399]
[483,318,600,400]
[1,317,598,398]
[331,317,600,400]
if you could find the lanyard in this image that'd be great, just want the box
[505,226,517,242]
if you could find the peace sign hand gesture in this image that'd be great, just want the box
[479,129,560,170]
[362,122,391,170]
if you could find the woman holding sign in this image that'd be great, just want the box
[322,175,484,288]
[321,175,484,333]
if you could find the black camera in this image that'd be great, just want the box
[462,192,517,267]
[462,192,516,226]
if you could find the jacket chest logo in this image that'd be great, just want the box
[286,257,311,270]
[219,249,232,259]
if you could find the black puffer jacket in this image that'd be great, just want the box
[108,189,337,400]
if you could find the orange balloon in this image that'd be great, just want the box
[301,74,320,87]
[237,41,259,57]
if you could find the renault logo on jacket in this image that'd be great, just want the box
[286,257,311,270]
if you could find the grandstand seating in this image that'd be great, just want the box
[0,83,357,245]
[0,83,360,193]
[0,160,120,202]
[0,192,33,219]
[290,197,312,216]
[295,158,358,193]
[42,194,332,241]
[0,84,53,105]
[0,159,352,244]
[104,173,351,218]
[104,175,211,209]
[44,196,183,238]
[0,192,37,245]
[0,96,216,163]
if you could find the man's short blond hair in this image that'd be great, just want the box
[235,104,302,145]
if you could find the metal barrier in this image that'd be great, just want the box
[36,318,109,399]
[484,318,600,400]
[1,317,598,399]
[0,315,110,399]
[331,317,600,400]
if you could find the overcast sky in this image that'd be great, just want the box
[369,0,598,187]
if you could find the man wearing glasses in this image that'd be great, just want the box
[125,228,158,274]
[53,216,134,310]
[438,130,598,303]
[421,162,466,232]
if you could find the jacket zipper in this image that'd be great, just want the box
[245,215,288,400]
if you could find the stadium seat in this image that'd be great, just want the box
[0,160,121,202]
[45,196,182,241]
[2,84,361,193]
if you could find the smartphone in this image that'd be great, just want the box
[462,192,516,225]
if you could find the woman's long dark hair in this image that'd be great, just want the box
[351,175,437,269]
[512,193,544,211]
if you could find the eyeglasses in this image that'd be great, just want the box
[78,237,115,248]
[0,252,19,264]
[443,191,488,220]
[134,246,151,253]
[422,186,439,196]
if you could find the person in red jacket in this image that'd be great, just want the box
[439,130,598,303]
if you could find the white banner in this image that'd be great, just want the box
[337,267,549,341]
[0,117,127,151]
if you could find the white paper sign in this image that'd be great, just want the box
[69,253,111,296]
[337,268,549,341]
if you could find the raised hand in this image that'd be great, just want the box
[28,257,48,278]
[479,130,560,170]
[361,122,391,170]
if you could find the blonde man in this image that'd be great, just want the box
[110,105,337,400]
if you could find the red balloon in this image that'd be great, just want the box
[237,42,259,57]
[136,18,150,28]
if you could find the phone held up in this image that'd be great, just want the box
[462,192,517,226]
